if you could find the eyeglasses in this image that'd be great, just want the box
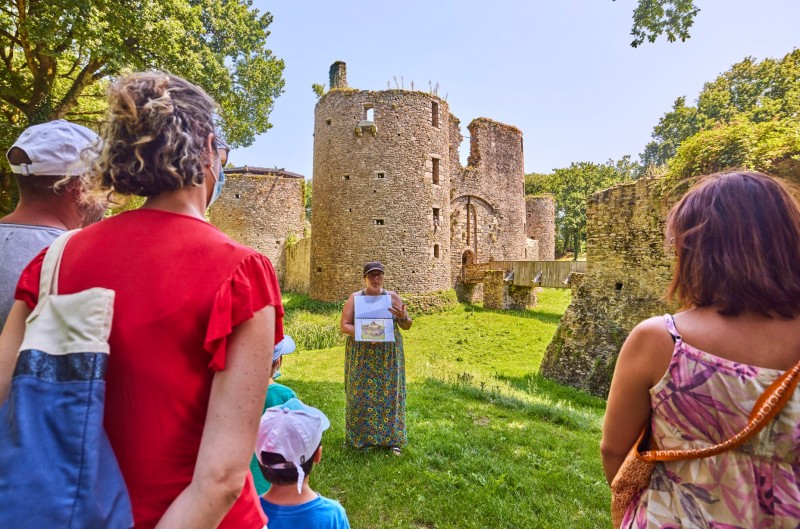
[367,272,384,278]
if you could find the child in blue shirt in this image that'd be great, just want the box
[255,398,350,529]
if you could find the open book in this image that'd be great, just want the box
[354,294,395,342]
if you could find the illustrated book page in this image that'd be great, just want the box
[354,294,395,342]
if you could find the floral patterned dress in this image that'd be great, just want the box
[344,291,407,449]
[623,314,800,528]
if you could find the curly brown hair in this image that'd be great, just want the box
[89,71,220,198]
[666,171,800,317]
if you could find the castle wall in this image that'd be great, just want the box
[209,172,305,285]
[525,238,539,260]
[540,172,800,397]
[539,177,677,396]
[525,195,556,260]
[284,237,311,293]
[449,118,527,288]
[310,89,451,301]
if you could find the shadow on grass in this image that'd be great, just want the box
[494,372,607,411]
[422,376,602,432]
[461,302,565,325]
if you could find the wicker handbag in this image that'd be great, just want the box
[610,359,800,528]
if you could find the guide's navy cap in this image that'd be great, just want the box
[363,261,384,276]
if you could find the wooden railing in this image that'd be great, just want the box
[461,260,586,289]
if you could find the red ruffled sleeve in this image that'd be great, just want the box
[14,248,48,310]
[204,253,284,371]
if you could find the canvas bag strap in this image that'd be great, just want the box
[30,230,81,318]
[640,359,800,463]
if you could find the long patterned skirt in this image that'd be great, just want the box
[344,326,407,449]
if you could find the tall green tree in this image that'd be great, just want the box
[526,159,634,259]
[641,50,800,168]
[615,0,700,47]
[0,0,285,212]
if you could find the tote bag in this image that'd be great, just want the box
[0,230,133,529]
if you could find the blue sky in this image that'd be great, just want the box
[235,0,800,177]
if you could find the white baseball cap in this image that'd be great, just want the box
[7,119,100,176]
[273,335,296,363]
[255,398,331,494]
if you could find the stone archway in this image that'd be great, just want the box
[461,249,475,266]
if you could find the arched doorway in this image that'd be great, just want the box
[462,249,475,266]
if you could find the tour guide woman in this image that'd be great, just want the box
[0,72,283,528]
[340,261,412,454]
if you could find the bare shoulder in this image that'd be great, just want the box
[617,316,675,387]
[627,316,673,346]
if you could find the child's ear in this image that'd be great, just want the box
[313,445,323,463]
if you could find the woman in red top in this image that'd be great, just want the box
[0,72,282,529]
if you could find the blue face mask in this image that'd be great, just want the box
[207,164,225,208]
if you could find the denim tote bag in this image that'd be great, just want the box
[0,230,133,529]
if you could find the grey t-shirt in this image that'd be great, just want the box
[0,223,64,327]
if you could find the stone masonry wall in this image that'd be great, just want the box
[210,172,305,285]
[541,172,800,397]
[526,195,556,260]
[284,237,311,293]
[525,238,539,260]
[450,118,527,287]
[540,177,678,396]
[310,89,451,301]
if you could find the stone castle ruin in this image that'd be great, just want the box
[210,61,556,305]
[208,167,306,284]
[309,61,551,302]
[540,170,800,397]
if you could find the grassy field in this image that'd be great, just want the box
[277,289,610,529]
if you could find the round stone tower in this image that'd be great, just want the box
[310,68,451,301]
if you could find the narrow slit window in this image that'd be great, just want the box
[433,207,440,221]
[374,218,385,226]
[431,101,439,127]
[343,174,350,180]
[376,172,385,179]
[364,105,374,122]
[432,157,440,185]
[434,244,440,258]
[325,119,332,125]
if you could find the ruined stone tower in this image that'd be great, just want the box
[310,73,451,301]
[209,167,305,285]
[449,118,528,285]
[526,195,556,260]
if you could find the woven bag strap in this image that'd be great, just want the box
[641,360,800,463]
[29,230,80,318]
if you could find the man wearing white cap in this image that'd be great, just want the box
[0,120,103,326]
[255,398,350,529]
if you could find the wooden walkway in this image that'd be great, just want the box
[461,260,586,289]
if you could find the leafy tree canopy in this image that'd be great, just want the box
[615,0,700,48]
[641,49,800,168]
[0,0,285,153]
[667,118,800,183]
[525,158,635,258]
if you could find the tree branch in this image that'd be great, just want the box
[50,57,105,120]
[0,26,23,47]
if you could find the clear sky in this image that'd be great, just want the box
[234,0,800,177]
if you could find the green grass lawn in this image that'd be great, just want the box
[277,289,610,529]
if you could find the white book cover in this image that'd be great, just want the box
[354,294,395,342]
